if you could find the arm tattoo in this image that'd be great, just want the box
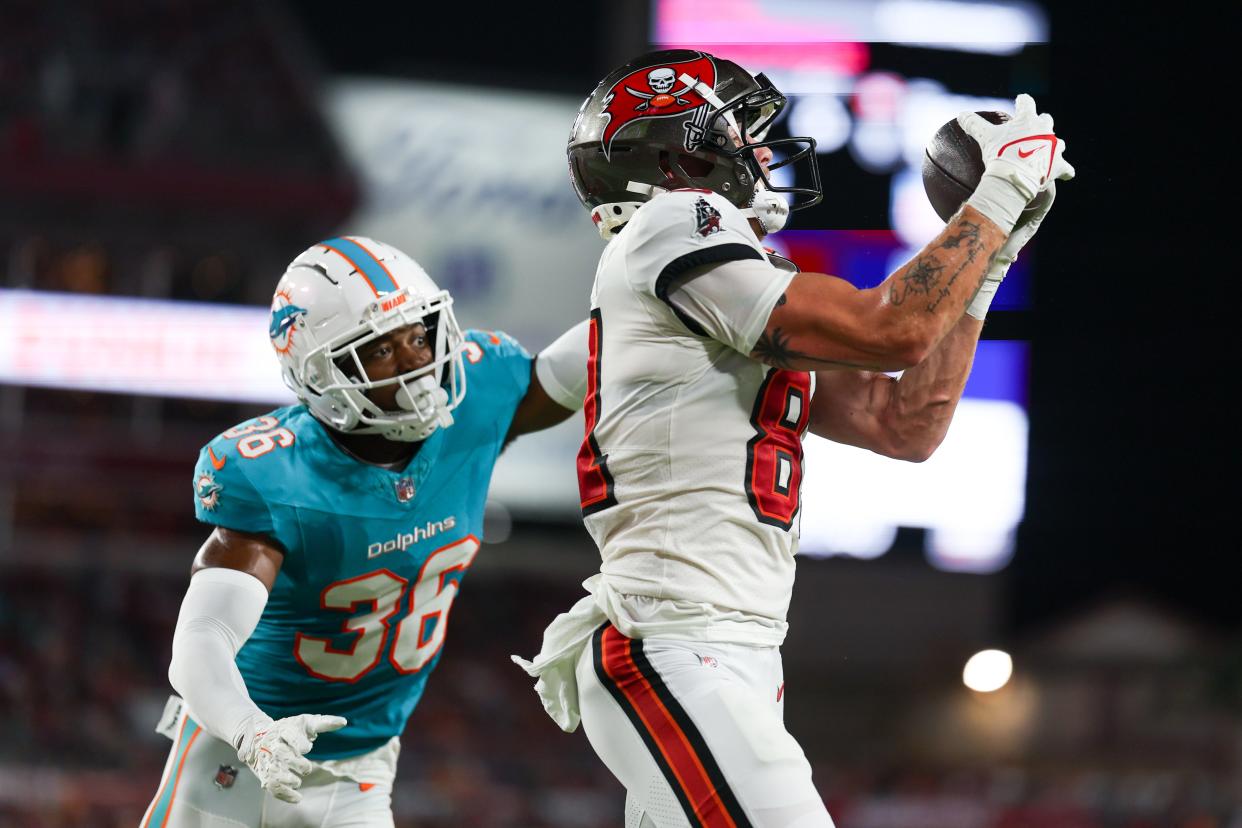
[751,326,862,370]
[889,219,987,313]
[888,258,945,307]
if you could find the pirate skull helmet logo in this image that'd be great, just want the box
[648,67,675,94]
[624,65,697,112]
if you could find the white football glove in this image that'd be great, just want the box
[967,182,1057,320]
[960,94,1074,233]
[235,713,347,803]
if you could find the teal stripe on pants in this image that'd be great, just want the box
[145,716,202,827]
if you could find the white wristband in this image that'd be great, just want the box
[966,279,1000,320]
[534,319,590,411]
[966,261,1011,320]
[168,567,270,748]
[966,168,1034,235]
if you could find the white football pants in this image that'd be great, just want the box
[576,624,836,828]
[140,710,396,828]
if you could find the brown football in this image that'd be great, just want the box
[922,110,1053,223]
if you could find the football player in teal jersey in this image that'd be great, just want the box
[141,237,588,827]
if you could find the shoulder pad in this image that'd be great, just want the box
[191,411,297,530]
[622,190,768,297]
[462,329,532,365]
[456,329,533,420]
[629,189,754,240]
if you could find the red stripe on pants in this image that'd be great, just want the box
[599,626,738,828]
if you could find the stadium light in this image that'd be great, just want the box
[962,649,1013,693]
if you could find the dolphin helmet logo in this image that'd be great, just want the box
[269,291,306,355]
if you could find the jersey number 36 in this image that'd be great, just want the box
[293,536,479,682]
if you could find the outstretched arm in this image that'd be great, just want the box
[507,319,589,439]
[751,93,1073,374]
[751,207,1001,372]
[809,314,983,462]
[804,95,1074,459]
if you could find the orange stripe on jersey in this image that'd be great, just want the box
[594,625,751,828]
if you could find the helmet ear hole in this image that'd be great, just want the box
[677,154,715,179]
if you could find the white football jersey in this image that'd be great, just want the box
[577,189,814,636]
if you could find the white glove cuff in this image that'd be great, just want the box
[168,567,270,749]
[535,319,590,411]
[966,169,1033,235]
[966,261,1012,320]
[966,279,999,320]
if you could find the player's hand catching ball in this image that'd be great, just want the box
[959,94,1074,234]
[235,713,348,803]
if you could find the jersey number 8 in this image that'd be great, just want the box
[745,370,812,530]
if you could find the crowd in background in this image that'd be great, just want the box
[0,570,1237,828]
[1,0,329,173]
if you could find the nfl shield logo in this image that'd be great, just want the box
[394,478,416,502]
[214,764,238,789]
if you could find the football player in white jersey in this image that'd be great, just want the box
[515,50,1073,828]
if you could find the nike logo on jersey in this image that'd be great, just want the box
[367,516,458,558]
[208,447,227,470]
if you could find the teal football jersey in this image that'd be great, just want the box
[190,330,531,759]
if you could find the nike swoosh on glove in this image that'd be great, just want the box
[959,94,1074,233]
[235,713,347,803]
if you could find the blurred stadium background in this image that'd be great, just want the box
[0,1,1231,826]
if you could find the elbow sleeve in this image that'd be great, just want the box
[535,319,590,411]
[168,567,270,746]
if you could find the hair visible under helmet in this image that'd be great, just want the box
[568,49,822,239]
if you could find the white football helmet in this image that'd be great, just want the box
[270,236,466,442]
